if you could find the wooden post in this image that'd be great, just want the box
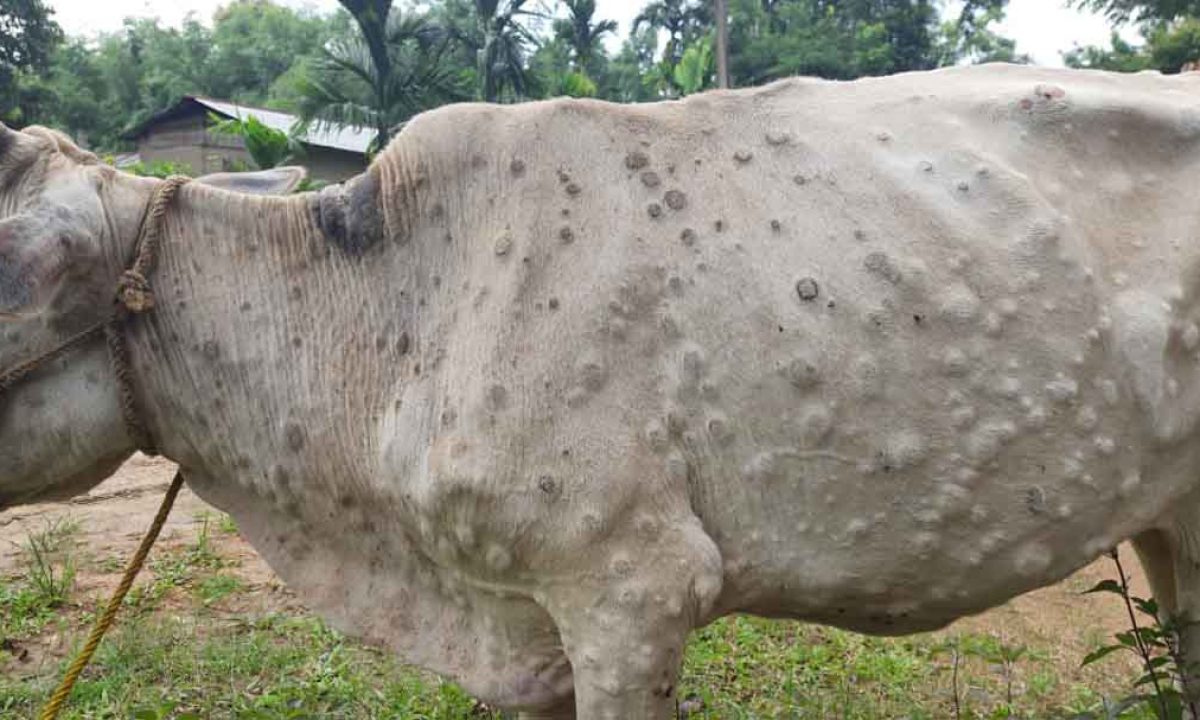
[714,0,729,89]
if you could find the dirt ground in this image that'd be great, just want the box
[0,454,1151,698]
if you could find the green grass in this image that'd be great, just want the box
[0,614,494,719]
[1,517,79,642]
[0,517,1162,719]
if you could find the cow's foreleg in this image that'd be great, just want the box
[538,518,723,720]
[1133,526,1200,716]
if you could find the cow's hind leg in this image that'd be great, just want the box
[538,516,723,720]
[1133,524,1200,715]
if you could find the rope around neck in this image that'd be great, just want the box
[0,175,193,719]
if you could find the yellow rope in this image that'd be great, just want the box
[38,471,186,720]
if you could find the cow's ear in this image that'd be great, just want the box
[195,166,307,195]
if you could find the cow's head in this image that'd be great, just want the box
[0,123,304,509]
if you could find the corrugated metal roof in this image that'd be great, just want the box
[191,96,374,154]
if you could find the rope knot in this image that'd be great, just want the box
[116,269,154,313]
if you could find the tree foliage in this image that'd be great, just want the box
[1073,0,1200,23]
[1065,6,1200,72]
[296,2,465,152]
[8,0,1032,157]
[0,0,62,124]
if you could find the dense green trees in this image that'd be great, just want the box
[1,0,1059,157]
[0,0,61,124]
[1066,0,1200,72]
[1074,0,1200,22]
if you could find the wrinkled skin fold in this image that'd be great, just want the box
[3,65,1200,718]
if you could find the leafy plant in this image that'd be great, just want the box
[298,3,465,154]
[20,516,78,608]
[208,112,303,170]
[120,159,194,179]
[559,70,597,97]
[673,36,713,95]
[1075,549,1198,720]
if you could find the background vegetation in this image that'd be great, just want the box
[1,0,1196,157]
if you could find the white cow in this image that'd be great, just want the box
[2,65,1200,718]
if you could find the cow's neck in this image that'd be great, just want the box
[127,177,420,506]
[110,173,490,680]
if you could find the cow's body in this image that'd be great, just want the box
[3,65,1200,718]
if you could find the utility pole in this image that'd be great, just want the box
[714,0,729,88]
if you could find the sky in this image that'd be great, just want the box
[47,0,1144,67]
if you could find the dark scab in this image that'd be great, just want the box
[765,131,791,146]
[292,336,302,348]
[548,297,560,310]
[487,384,508,411]
[1025,486,1046,515]
[272,465,291,489]
[640,171,661,188]
[680,228,697,246]
[625,151,650,171]
[397,332,411,355]
[239,301,252,312]
[201,340,220,360]
[664,190,687,211]
[793,174,808,186]
[559,226,574,243]
[648,203,663,219]
[770,219,781,232]
[535,475,556,496]
[733,150,753,164]
[565,182,582,197]
[714,220,725,233]
[1035,84,1066,100]
[284,423,306,453]
[510,158,526,176]
[864,252,902,285]
[796,277,820,301]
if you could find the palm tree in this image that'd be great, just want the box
[632,0,711,68]
[472,0,538,102]
[554,0,618,76]
[295,4,465,154]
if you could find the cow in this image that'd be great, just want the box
[2,64,1200,718]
